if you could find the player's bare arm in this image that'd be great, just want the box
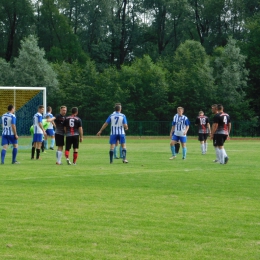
[124,124,128,131]
[227,122,232,140]
[210,123,218,139]
[97,122,108,136]
[170,126,175,137]
[11,124,18,139]
[183,125,189,136]
[79,127,83,142]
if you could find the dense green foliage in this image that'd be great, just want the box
[0,0,259,122]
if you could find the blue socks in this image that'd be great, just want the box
[51,139,55,148]
[170,145,176,156]
[1,149,6,163]
[182,147,187,159]
[12,148,18,163]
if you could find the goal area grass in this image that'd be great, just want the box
[1,137,260,259]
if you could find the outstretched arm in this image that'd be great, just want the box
[97,122,108,136]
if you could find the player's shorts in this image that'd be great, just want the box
[1,135,18,146]
[55,133,65,147]
[198,133,209,142]
[214,134,227,147]
[65,135,79,150]
[33,133,43,142]
[109,134,126,145]
[46,129,55,136]
[171,134,187,143]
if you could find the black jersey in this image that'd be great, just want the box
[54,114,66,135]
[195,115,209,134]
[64,115,82,136]
[213,112,231,135]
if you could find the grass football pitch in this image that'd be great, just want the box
[1,137,260,260]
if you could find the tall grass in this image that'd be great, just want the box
[1,137,260,259]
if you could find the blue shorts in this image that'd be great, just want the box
[46,129,55,136]
[1,135,18,146]
[33,133,43,142]
[109,134,126,145]
[172,134,187,143]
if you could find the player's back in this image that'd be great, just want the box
[2,112,15,135]
[64,115,82,136]
[197,115,209,133]
[216,112,230,134]
[109,112,126,135]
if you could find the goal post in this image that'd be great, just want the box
[0,86,47,136]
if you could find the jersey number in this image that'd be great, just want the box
[69,119,75,127]
[223,116,227,124]
[115,117,119,124]
[4,118,8,126]
[200,118,206,125]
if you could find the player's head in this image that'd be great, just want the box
[114,103,121,110]
[45,115,50,119]
[60,106,67,116]
[8,104,15,113]
[115,104,121,112]
[47,106,52,112]
[38,105,44,113]
[71,107,78,115]
[199,111,204,116]
[211,104,218,114]
[217,104,223,111]
[177,107,184,115]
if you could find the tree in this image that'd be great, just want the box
[170,40,215,119]
[13,35,58,90]
[36,0,87,63]
[212,37,250,120]
[0,58,14,85]
[242,13,260,115]
[0,0,35,61]
[118,55,169,121]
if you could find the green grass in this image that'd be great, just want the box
[1,137,260,260]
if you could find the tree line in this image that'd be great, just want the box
[0,0,259,124]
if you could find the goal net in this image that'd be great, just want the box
[0,87,46,137]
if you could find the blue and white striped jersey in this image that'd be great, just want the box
[106,112,127,135]
[172,114,190,137]
[44,113,54,129]
[1,112,16,135]
[33,112,43,134]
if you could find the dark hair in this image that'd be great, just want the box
[8,104,14,111]
[38,105,44,109]
[47,106,52,112]
[115,105,121,112]
[217,104,223,111]
[71,107,78,114]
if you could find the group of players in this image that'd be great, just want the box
[169,104,231,164]
[1,103,230,165]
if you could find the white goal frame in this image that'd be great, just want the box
[0,86,47,114]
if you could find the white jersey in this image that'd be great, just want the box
[33,112,43,134]
[172,114,190,137]
[2,112,16,135]
[44,112,54,129]
[106,112,127,135]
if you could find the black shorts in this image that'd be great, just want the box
[198,133,208,142]
[55,134,65,147]
[213,134,227,147]
[65,135,79,150]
